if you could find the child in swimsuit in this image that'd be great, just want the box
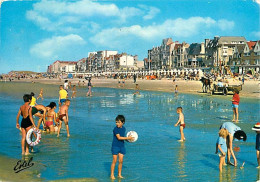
[16,94,37,155]
[174,107,185,142]
[57,99,71,137]
[45,102,57,133]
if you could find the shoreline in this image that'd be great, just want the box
[3,77,259,99]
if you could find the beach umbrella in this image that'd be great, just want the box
[189,69,193,72]
[173,69,177,72]
[177,70,181,75]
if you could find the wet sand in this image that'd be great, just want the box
[3,78,259,99]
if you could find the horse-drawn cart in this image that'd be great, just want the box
[212,84,242,95]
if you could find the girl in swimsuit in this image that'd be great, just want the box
[45,102,57,133]
[16,94,37,155]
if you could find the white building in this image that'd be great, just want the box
[119,55,135,67]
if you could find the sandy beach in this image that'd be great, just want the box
[5,77,260,99]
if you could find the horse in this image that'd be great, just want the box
[200,77,211,93]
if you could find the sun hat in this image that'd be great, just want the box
[252,122,260,131]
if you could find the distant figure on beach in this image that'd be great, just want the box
[133,74,137,83]
[215,128,229,172]
[174,107,185,142]
[110,115,134,180]
[175,85,178,96]
[78,80,81,87]
[122,78,125,88]
[118,77,121,87]
[64,80,69,91]
[16,94,37,155]
[86,78,92,97]
[45,102,57,133]
[172,75,176,83]
[232,89,240,122]
[59,85,68,108]
[252,123,260,168]
[37,88,44,100]
[57,99,70,137]
[133,84,140,95]
[30,92,37,106]
[71,85,77,98]
[31,104,47,129]
[219,122,247,166]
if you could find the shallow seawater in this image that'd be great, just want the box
[0,84,260,181]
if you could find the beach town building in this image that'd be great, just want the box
[76,58,87,72]
[48,60,77,73]
[187,43,206,68]
[239,41,260,74]
[205,36,247,69]
[173,42,190,68]
[147,38,175,70]
[147,38,192,70]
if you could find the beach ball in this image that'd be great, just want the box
[127,131,138,143]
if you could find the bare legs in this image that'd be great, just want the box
[219,155,225,172]
[21,126,32,155]
[232,107,239,122]
[57,118,70,137]
[110,153,124,180]
[178,126,185,142]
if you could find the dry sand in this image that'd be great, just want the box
[2,78,260,99]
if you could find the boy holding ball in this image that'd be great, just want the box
[110,115,134,180]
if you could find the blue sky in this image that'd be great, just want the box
[0,0,259,73]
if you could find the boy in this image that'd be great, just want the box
[174,107,185,142]
[215,128,229,172]
[57,99,70,137]
[110,115,134,180]
[252,122,260,168]
[16,94,37,155]
[59,85,68,108]
[30,92,37,106]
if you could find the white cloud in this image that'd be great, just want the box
[26,0,155,32]
[143,6,160,20]
[217,19,235,31]
[90,17,234,48]
[30,34,86,58]
[252,31,260,38]
[253,0,260,5]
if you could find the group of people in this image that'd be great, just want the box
[15,77,258,180]
[16,84,72,155]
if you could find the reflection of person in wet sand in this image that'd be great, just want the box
[175,107,185,142]
[176,142,186,178]
[57,99,70,137]
[133,84,140,95]
[16,94,37,155]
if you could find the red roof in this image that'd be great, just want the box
[247,41,257,50]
